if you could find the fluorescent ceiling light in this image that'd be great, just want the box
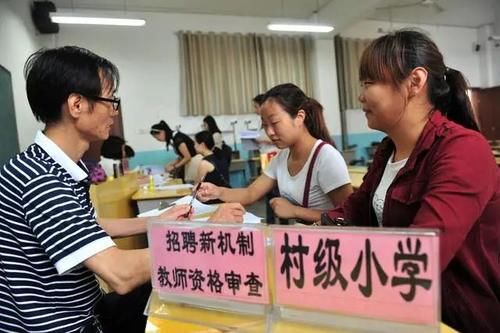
[267,24,334,33]
[50,14,145,26]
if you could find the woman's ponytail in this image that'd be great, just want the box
[438,68,479,131]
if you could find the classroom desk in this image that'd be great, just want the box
[89,173,146,249]
[348,166,367,189]
[132,180,192,213]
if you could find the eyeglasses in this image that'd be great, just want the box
[86,95,121,111]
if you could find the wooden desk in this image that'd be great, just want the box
[132,184,192,214]
[89,173,146,249]
[348,166,367,189]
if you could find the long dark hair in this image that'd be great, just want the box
[263,83,333,145]
[203,115,221,134]
[195,130,215,150]
[150,120,173,149]
[195,130,225,160]
[359,29,479,131]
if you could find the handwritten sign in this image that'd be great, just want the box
[272,227,440,325]
[149,222,269,304]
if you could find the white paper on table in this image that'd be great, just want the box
[241,211,263,224]
[171,195,218,216]
[138,195,264,223]
[155,184,193,191]
[193,211,263,224]
[137,206,173,218]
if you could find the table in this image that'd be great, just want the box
[348,166,367,189]
[89,173,145,249]
[132,179,191,213]
[146,290,457,333]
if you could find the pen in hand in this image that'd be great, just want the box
[183,175,206,218]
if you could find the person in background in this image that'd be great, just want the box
[203,115,233,169]
[202,115,223,149]
[150,120,200,182]
[0,46,244,333]
[100,135,135,177]
[324,30,499,332]
[194,131,230,203]
[198,83,353,223]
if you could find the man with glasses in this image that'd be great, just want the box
[0,46,245,333]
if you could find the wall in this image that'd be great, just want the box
[0,0,49,150]
[50,10,342,159]
[1,7,486,169]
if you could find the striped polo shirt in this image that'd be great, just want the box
[0,131,115,332]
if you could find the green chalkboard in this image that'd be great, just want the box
[0,65,19,166]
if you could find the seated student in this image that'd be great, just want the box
[100,135,135,177]
[194,130,230,188]
[198,83,353,223]
[150,121,201,182]
[0,46,245,333]
[324,30,500,332]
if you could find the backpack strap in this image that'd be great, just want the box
[302,141,327,208]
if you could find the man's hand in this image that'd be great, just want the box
[270,197,297,219]
[208,203,246,223]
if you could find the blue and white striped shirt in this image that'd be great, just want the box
[0,131,115,333]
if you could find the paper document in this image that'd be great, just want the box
[138,195,264,223]
[137,206,174,218]
[155,184,193,191]
[193,211,263,224]
[171,195,218,216]
[239,130,260,139]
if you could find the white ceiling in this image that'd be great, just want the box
[51,0,496,28]
[51,0,335,19]
[369,0,496,28]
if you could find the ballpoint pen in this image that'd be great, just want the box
[183,174,206,218]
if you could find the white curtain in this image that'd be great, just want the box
[179,31,313,116]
